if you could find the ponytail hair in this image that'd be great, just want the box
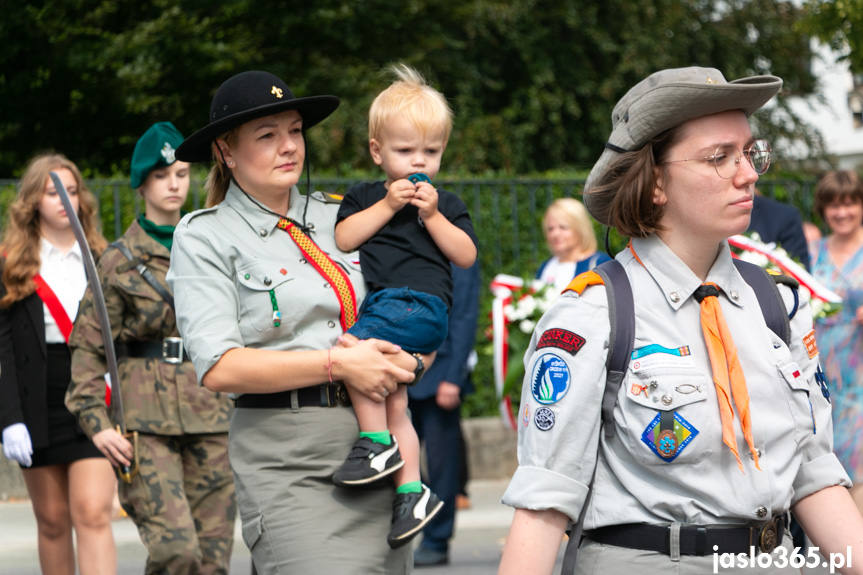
[204,128,240,208]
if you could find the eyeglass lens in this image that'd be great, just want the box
[713,140,771,179]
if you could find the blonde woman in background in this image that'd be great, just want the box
[536,198,610,293]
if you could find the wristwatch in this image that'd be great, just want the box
[410,352,425,385]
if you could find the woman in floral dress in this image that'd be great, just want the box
[812,170,863,513]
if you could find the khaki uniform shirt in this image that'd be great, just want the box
[68,219,233,437]
[503,234,849,527]
[167,183,366,383]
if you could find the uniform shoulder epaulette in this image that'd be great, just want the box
[310,190,344,204]
[564,270,605,296]
[765,268,800,289]
[185,205,220,220]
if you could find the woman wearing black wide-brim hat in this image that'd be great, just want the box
[167,70,419,574]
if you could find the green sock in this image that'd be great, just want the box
[396,481,422,495]
[359,430,391,445]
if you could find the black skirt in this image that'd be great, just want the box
[28,344,103,468]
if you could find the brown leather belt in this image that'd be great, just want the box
[234,384,351,408]
[584,516,785,556]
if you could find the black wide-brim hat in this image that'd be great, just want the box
[176,70,340,163]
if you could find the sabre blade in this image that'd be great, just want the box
[49,172,127,437]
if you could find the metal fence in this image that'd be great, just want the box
[0,176,820,277]
[0,175,821,415]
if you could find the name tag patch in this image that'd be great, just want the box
[630,344,695,372]
[530,352,571,405]
[536,328,586,356]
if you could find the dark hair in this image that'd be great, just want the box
[583,126,686,238]
[814,170,863,220]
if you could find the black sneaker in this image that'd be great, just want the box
[332,436,404,487]
[387,485,444,549]
[413,546,449,567]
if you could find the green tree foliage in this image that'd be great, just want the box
[800,0,863,75]
[0,0,829,177]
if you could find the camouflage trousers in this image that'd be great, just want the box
[119,432,236,575]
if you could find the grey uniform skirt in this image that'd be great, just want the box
[230,401,412,575]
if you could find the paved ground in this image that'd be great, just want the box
[0,478,566,574]
[1,479,836,574]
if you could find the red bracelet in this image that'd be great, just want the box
[324,348,341,383]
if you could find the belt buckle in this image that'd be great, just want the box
[326,383,351,407]
[161,337,184,365]
[758,517,781,554]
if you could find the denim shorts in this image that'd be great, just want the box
[347,287,448,353]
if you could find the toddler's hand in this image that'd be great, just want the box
[411,182,439,220]
[385,180,417,212]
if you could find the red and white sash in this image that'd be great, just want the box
[33,274,111,406]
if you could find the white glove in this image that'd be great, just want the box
[2,423,33,467]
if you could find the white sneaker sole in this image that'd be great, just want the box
[336,458,406,486]
[390,498,444,543]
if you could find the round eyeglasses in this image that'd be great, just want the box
[664,139,772,179]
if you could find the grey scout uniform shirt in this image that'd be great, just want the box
[502,234,849,528]
[167,182,366,386]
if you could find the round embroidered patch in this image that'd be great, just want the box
[529,353,571,405]
[534,407,555,431]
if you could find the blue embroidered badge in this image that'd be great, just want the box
[530,353,571,404]
[534,407,555,431]
[641,412,699,462]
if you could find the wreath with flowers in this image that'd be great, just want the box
[488,275,557,429]
[728,232,841,319]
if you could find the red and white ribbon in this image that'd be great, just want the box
[491,274,524,430]
[728,235,841,303]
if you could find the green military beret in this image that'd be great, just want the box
[130,122,185,188]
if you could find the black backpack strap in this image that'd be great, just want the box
[732,259,791,345]
[561,259,633,574]
[593,260,635,440]
[110,242,175,310]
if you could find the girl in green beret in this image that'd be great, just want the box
[67,122,236,574]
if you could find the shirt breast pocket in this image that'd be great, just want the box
[621,370,716,466]
[236,262,294,333]
[776,360,815,446]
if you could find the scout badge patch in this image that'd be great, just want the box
[534,407,555,431]
[530,353,571,404]
[536,328,585,356]
[641,411,699,462]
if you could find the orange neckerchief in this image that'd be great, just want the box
[565,241,760,472]
[694,283,760,472]
[275,217,358,331]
